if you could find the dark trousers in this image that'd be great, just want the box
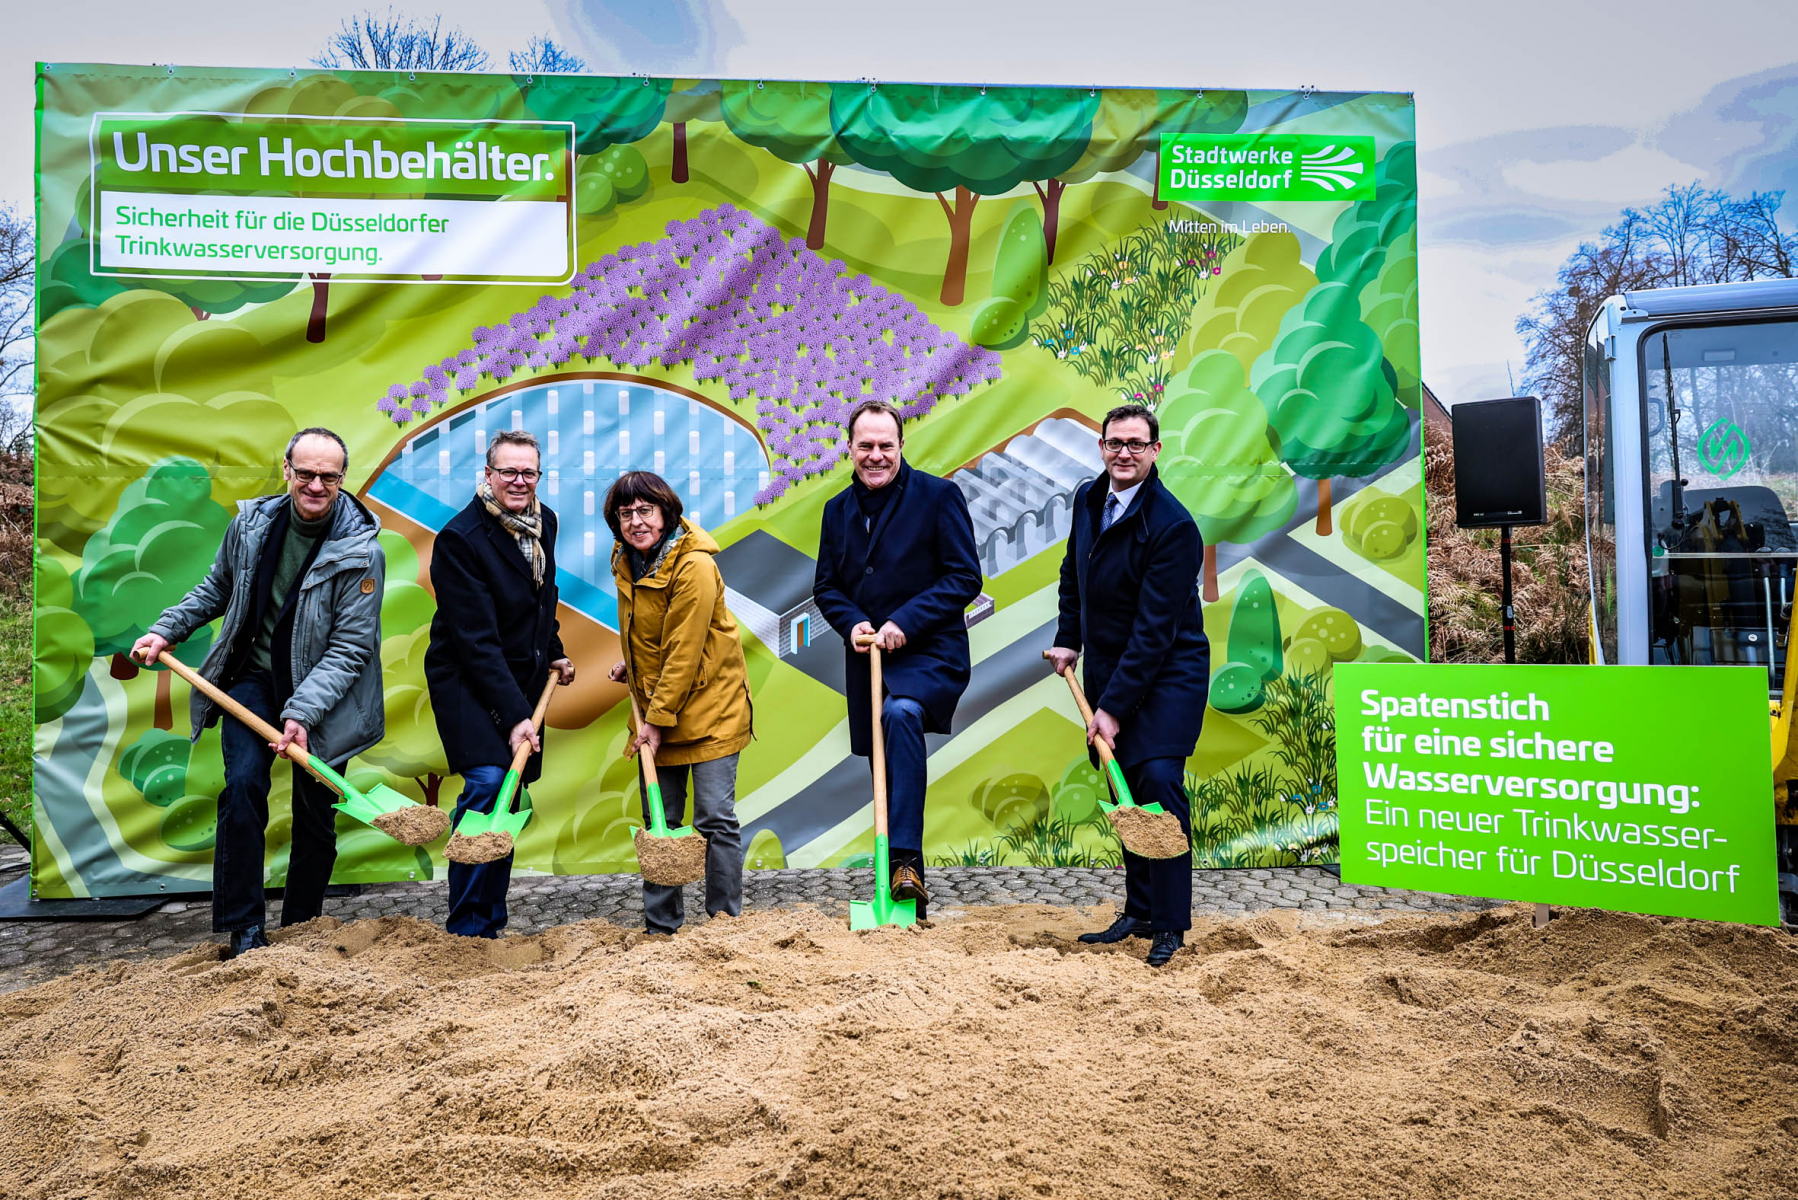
[1120,757,1193,932]
[880,696,929,853]
[213,670,340,933]
[880,696,929,911]
[638,752,744,934]
[446,764,512,938]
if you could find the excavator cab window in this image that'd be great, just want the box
[1642,319,1798,693]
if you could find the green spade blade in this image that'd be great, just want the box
[631,780,699,841]
[849,834,917,930]
[453,770,534,842]
[308,756,428,829]
[1095,758,1167,816]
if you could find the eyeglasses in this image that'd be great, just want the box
[289,468,344,488]
[1101,439,1156,454]
[488,467,541,483]
[616,504,660,523]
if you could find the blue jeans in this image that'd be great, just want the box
[446,765,511,938]
[880,696,929,854]
[1120,757,1193,932]
[213,671,340,933]
[639,752,744,934]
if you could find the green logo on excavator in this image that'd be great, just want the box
[1697,418,1750,479]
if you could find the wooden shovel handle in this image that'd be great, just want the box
[510,672,560,773]
[156,651,311,771]
[852,632,889,838]
[1044,651,1119,768]
[627,695,659,789]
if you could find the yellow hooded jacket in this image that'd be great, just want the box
[612,519,753,765]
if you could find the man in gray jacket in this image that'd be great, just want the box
[131,428,385,958]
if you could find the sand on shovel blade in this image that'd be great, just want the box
[1108,806,1189,859]
[371,805,451,846]
[444,830,514,864]
[635,829,708,886]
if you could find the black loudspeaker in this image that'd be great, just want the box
[1452,395,1548,529]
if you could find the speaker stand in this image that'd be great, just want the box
[1501,524,1516,665]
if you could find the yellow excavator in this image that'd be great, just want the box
[1580,277,1798,921]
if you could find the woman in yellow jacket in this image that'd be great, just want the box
[606,471,754,934]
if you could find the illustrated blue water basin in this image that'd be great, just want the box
[366,378,770,630]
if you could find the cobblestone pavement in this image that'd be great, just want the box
[0,839,1504,995]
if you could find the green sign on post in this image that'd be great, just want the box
[1336,663,1780,926]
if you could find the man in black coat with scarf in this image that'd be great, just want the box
[814,399,982,918]
[425,429,575,938]
[1047,404,1210,967]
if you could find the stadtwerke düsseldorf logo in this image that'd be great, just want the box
[1159,133,1377,202]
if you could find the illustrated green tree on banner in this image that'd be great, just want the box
[1360,224,1421,409]
[666,78,722,183]
[35,292,296,555]
[1159,350,1297,600]
[526,74,669,154]
[1175,230,1317,376]
[71,457,233,729]
[1250,282,1410,535]
[1312,142,1418,294]
[720,79,853,251]
[831,85,1098,305]
[34,548,94,725]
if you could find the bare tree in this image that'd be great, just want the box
[1519,184,1798,443]
[509,35,586,74]
[313,8,490,71]
[0,204,31,453]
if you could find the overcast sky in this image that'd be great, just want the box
[8,0,1798,403]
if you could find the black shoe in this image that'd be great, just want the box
[225,926,269,960]
[1078,915,1149,945]
[1146,931,1185,967]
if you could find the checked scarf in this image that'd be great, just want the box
[477,480,547,587]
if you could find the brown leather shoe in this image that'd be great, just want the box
[891,865,928,909]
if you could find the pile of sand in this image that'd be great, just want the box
[1,904,1794,1199]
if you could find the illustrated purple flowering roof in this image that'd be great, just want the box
[387,204,1005,503]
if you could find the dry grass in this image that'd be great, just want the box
[0,451,27,602]
[1425,422,1590,664]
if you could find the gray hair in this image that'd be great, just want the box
[485,429,541,466]
[285,427,349,472]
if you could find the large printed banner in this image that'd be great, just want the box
[33,65,1424,896]
[1337,664,1780,925]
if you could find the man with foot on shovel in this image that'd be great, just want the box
[131,428,386,960]
[814,399,982,920]
[1046,404,1210,968]
[425,430,575,938]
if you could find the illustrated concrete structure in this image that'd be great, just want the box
[948,416,1104,577]
[715,530,828,658]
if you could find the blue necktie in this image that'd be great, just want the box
[1101,493,1120,532]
